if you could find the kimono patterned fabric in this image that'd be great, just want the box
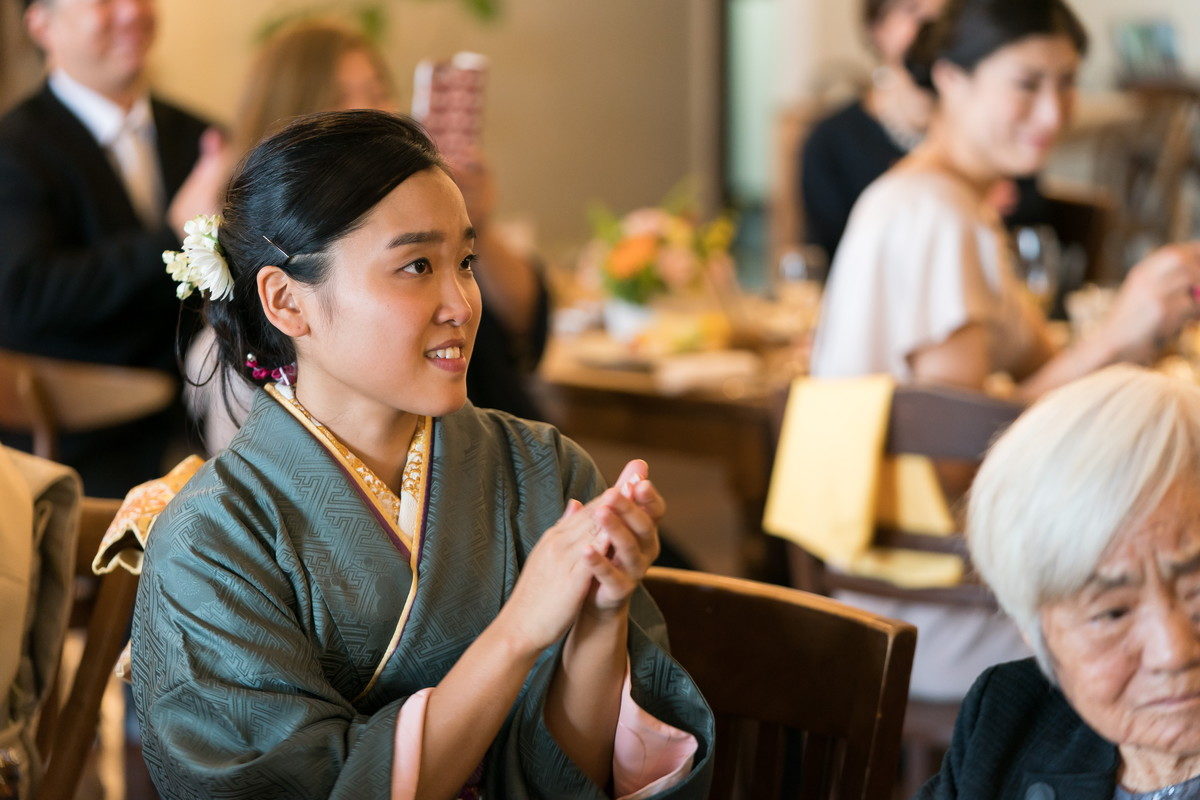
[130,387,714,800]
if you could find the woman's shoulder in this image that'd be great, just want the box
[148,447,282,562]
[857,167,979,218]
[439,403,595,475]
[807,100,875,142]
[949,659,1116,782]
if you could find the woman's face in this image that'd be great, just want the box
[1042,482,1200,758]
[294,167,481,419]
[937,33,1080,177]
[334,48,396,112]
[870,0,946,66]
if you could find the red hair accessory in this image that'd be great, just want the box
[245,354,296,385]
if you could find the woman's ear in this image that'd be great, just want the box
[258,266,310,338]
[930,58,967,102]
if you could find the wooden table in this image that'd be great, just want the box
[536,336,794,580]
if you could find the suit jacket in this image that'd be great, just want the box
[0,83,208,372]
[916,658,1119,800]
[0,84,208,496]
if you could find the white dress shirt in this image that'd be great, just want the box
[48,69,164,228]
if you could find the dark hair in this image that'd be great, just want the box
[203,110,443,391]
[863,0,894,30]
[905,0,1089,91]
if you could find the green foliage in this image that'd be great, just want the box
[602,265,666,306]
[660,176,700,218]
[255,5,388,44]
[587,202,623,246]
[256,0,499,45]
[460,0,501,21]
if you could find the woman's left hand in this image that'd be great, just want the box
[576,460,665,617]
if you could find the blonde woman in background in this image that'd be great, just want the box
[189,20,548,451]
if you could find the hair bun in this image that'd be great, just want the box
[904,19,942,91]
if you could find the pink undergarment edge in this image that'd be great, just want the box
[390,660,697,799]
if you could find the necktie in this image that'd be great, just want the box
[108,110,163,229]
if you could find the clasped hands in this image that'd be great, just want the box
[502,459,664,654]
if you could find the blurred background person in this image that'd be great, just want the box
[813,0,1200,402]
[798,0,1051,268]
[799,0,944,263]
[187,19,548,453]
[0,0,227,497]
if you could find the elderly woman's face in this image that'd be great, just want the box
[1042,482,1200,755]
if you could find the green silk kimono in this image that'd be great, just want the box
[131,389,714,799]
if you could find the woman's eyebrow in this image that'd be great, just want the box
[1166,549,1200,580]
[387,230,443,248]
[386,227,476,248]
[1085,572,1136,597]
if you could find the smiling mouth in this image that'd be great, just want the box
[425,346,464,360]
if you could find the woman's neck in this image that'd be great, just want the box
[294,375,419,491]
[864,63,932,149]
[1119,745,1200,793]
[906,115,1001,200]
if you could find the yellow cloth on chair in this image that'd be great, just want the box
[762,376,964,588]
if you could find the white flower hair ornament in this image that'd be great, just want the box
[163,214,235,301]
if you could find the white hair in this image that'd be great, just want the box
[967,365,1200,676]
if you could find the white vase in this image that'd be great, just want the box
[603,299,655,343]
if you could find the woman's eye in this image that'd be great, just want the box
[460,254,478,271]
[1092,607,1130,624]
[402,258,432,275]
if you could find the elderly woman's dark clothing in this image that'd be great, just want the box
[916,658,1120,800]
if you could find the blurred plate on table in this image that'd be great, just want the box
[569,332,657,371]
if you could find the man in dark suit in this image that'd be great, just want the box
[0,0,227,496]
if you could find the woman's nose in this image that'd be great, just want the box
[436,271,476,328]
[1142,597,1200,673]
[1033,86,1071,137]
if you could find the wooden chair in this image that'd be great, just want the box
[779,385,1023,796]
[643,566,917,799]
[0,348,176,461]
[35,496,137,800]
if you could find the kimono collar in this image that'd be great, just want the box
[264,384,431,552]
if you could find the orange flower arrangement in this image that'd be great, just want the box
[586,200,735,306]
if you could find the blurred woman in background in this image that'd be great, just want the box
[799,0,946,261]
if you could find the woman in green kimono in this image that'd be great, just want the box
[131,110,713,800]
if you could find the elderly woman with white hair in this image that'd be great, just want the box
[918,365,1200,800]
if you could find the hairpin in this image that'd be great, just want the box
[262,235,291,264]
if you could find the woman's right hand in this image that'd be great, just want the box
[496,493,627,655]
[1098,242,1200,363]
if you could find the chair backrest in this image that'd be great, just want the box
[0,349,176,461]
[643,567,916,800]
[786,385,1023,608]
[35,497,137,800]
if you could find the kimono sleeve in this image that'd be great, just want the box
[487,427,715,798]
[131,489,405,800]
[488,591,714,799]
